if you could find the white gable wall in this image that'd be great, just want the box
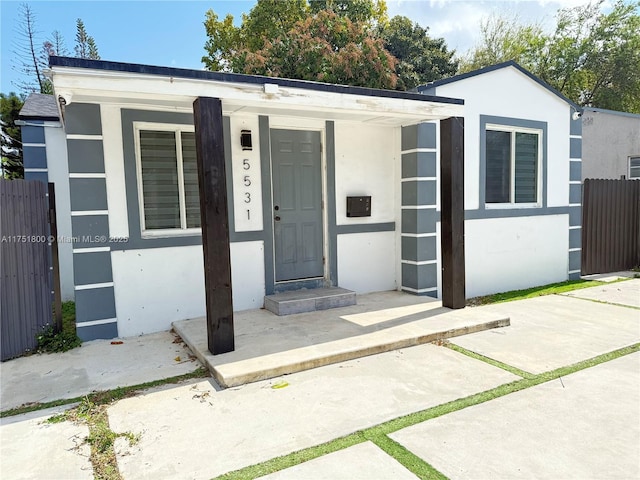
[432,67,573,297]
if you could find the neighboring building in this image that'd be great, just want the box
[17,93,74,300]
[418,61,582,298]
[38,57,580,341]
[581,107,640,180]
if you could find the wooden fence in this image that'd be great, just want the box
[581,179,640,275]
[1,180,57,361]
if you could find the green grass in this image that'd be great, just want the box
[445,343,535,379]
[0,367,209,418]
[467,279,608,306]
[214,343,639,480]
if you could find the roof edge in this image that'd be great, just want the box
[418,61,580,110]
[583,106,640,119]
[49,56,464,106]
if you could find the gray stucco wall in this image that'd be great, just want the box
[581,109,640,180]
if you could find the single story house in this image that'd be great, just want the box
[26,57,580,341]
[580,107,640,180]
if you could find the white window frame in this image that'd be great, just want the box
[485,123,544,209]
[134,122,200,238]
[629,155,640,179]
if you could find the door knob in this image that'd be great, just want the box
[274,205,280,211]
[275,215,281,221]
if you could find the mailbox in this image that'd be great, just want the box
[346,196,371,217]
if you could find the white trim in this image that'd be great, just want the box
[569,203,581,207]
[401,177,437,182]
[22,143,46,148]
[75,282,114,291]
[401,148,437,155]
[134,122,196,235]
[73,246,111,253]
[570,158,582,163]
[569,181,582,185]
[24,168,48,173]
[71,210,109,216]
[568,269,581,275]
[401,205,438,210]
[401,259,437,265]
[569,248,582,252]
[569,225,582,230]
[401,232,437,238]
[76,318,117,328]
[569,135,582,139]
[67,134,103,140]
[485,124,543,207]
[69,173,106,179]
[401,286,438,294]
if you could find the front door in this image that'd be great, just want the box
[271,129,323,282]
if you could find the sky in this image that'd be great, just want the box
[0,0,611,94]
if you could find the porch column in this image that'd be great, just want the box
[440,117,465,309]
[193,97,234,354]
[400,123,439,297]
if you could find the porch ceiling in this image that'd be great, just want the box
[50,66,464,126]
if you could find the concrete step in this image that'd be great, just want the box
[264,287,356,315]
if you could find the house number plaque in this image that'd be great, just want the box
[231,117,262,232]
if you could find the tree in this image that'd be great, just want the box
[460,1,640,112]
[74,18,100,60]
[382,15,458,90]
[203,0,308,72]
[308,0,387,26]
[1,93,25,179]
[242,10,397,89]
[13,3,48,94]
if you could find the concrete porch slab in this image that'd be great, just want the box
[173,291,510,387]
[562,278,640,308]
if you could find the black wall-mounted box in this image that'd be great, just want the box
[346,196,371,217]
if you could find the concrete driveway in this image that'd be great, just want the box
[1,279,638,480]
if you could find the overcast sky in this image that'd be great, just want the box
[0,0,613,94]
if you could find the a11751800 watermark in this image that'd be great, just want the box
[1,235,129,244]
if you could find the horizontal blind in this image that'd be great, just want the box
[485,130,511,203]
[514,132,538,203]
[181,132,201,228]
[140,130,180,229]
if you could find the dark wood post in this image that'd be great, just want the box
[48,183,62,332]
[193,97,234,354]
[440,117,466,309]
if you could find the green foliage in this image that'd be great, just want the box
[309,0,388,26]
[381,15,458,90]
[1,92,24,179]
[242,10,397,89]
[36,301,82,353]
[461,1,640,112]
[202,0,454,91]
[74,18,100,60]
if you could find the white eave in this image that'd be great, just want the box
[49,65,464,126]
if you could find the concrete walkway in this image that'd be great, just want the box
[1,283,639,480]
[0,330,201,412]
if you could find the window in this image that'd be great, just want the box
[485,124,542,205]
[629,156,640,179]
[135,123,200,235]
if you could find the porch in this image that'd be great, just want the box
[173,290,510,388]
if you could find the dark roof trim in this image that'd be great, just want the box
[583,106,640,119]
[18,114,60,122]
[417,61,580,110]
[50,56,464,106]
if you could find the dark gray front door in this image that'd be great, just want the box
[271,129,323,282]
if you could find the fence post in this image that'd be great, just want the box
[48,183,62,333]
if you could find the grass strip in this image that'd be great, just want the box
[214,343,639,480]
[0,366,209,418]
[445,343,535,379]
[371,435,448,480]
[467,279,607,306]
[562,295,640,311]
